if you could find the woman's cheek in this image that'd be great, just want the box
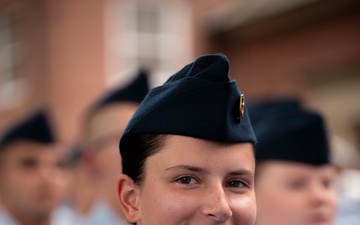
[232,194,257,225]
[140,189,199,224]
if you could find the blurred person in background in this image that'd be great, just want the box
[61,145,99,225]
[66,70,149,225]
[0,110,71,225]
[248,100,338,225]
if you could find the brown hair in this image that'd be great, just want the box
[120,134,168,186]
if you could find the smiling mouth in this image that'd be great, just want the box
[309,214,331,224]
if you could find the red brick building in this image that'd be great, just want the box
[1,0,359,165]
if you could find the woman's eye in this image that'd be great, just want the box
[176,176,197,185]
[287,180,307,190]
[227,180,246,188]
[56,160,70,170]
[322,178,335,189]
[20,158,38,169]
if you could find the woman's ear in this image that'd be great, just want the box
[117,174,141,223]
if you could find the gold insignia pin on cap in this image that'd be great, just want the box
[234,94,245,123]
[240,94,245,119]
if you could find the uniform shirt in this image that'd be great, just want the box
[0,204,75,225]
[54,200,129,225]
[336,196,360,225]
[0,208,20,225]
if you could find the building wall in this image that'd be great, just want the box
[0,0,193,144]
[0,0,106,144]
[1,0,359,152]
[45,0,106,143]
[206,6,360,152]
[0,0,49,132]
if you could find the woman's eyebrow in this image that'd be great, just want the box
[228,169,254,177]
[164,165,254,177]
[165,165,206,173]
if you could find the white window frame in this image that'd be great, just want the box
[105,0,193,87]
[0,11,25,111]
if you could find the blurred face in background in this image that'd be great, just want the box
[84,103,138,178]
[255,161,338,225]
[0,141,69,220]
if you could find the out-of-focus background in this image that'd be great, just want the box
[0,0,359,167]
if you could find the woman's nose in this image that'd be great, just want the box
[308,182,334,206]
[201,184,233,222]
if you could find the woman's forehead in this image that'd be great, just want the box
[145,135,255,171]
[258,161,336,178]
[162,135,254,148]
[0,142,64,166]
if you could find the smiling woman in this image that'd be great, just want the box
[116,54,257,225]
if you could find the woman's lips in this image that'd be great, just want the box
[308,213,331,224]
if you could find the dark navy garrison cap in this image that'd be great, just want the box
[248,100,330,166]
[0,110,55,149]
[120,54,257,153]
[90,70,150,115]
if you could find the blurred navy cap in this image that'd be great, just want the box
[248,100,330,165]
[120,53,257,153]
[90,69,150,115]
[0,110,55,148]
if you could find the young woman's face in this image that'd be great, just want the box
[119,135,256,225]
[255,162,338,225]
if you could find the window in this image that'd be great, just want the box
[105,0,193,87]
[0,11,25,111]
